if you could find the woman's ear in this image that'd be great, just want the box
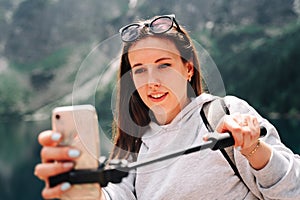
[186,61,194,81]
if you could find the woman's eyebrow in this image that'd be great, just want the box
[132,63,143,68]
[132,57,172,68]
[155,57,171,63]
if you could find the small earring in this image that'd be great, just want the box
[188,77,191,82]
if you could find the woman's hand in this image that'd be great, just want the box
[215,113,272,170]
[34,130,81,199]
[216,113,260,150]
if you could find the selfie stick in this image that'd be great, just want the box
[49,127,266,187]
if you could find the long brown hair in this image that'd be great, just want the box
[111,16,203,160]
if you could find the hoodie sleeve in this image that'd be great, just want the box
[224,95,300,200]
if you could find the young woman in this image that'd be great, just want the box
[35,14,300,199]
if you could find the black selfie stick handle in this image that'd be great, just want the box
[49,127,267,187]
[207,126,267,150]
[49,167,129,188]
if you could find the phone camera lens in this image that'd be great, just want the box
[55,114,60,120]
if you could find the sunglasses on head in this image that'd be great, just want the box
[119,14,183,42]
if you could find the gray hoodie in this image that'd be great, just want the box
[103,93,300,200]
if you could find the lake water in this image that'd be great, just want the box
[0,118,299,200]
[0,119,48,200]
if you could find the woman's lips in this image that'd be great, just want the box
[148,92,168,102]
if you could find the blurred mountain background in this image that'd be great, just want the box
[0,0,300,199]
[1,0,299,119]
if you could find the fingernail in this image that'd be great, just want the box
[63,162,74,168]
[60,182,71,191]
[68,149,80,158]
[236,146,242,151]
[51,132,61,141]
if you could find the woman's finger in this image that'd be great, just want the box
[216,115,244,147]
[41,146,81,163]
[34,162,74,180]
[42,182,72,199]
[240,126,252,149]
[216,115,236,133]
[248,115,260,137]
[38,130,62,146]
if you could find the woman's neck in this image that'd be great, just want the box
[153,97,191,125]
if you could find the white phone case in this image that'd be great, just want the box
[52,105,101,199]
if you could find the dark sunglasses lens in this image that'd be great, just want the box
[150,17,173,33]
[121,24,140,42]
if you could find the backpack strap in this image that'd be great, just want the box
[200,98,246,185]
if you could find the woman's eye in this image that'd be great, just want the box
[133,68,146,74]
[158,63,171,69]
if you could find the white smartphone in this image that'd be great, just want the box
[52,105,101,199]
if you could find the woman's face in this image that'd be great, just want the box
[128,37,194,124]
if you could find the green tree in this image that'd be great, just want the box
[0,71,26,119]
[213,23,300,117]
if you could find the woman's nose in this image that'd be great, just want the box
[147,68,161,88]
[148,81,161,89]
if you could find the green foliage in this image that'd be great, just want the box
[11,47,71,72]
[0,71,26,119]
[213,22,300,117]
